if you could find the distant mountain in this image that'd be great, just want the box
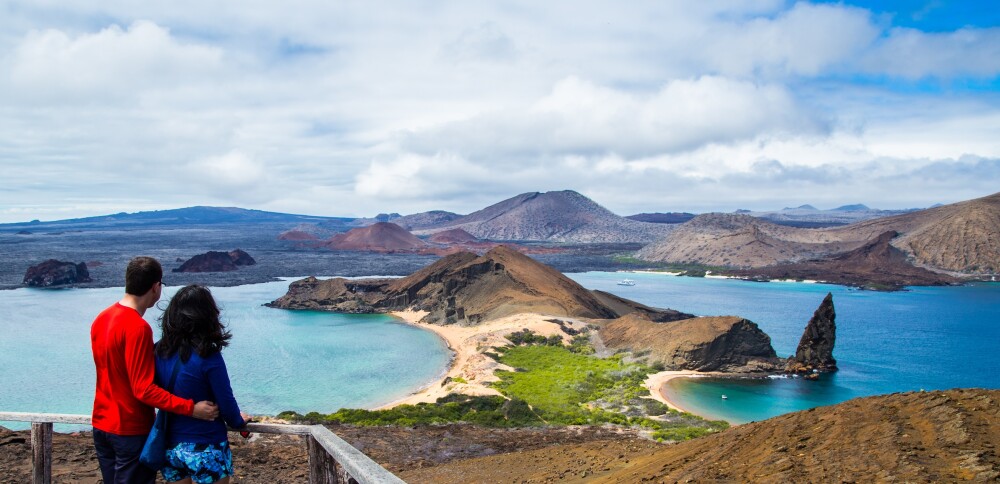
[625,213,696,224]
[725,231,958,289]
[415,190,673,243]
[323,222,429,252]
[827,191,1000,274]
[639,191,1000,277]
[636,213,856,268]
[743,204,917,227]
[0,206,349,231]
[834,204,870,212]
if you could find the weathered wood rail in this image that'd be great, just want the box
[0,411,405,484]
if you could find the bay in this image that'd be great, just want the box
[0,280,450,431]
[567,272,1000,424]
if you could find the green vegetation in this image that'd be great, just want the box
[277,329,727,442]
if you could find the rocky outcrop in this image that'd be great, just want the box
[22,260,92,286]
[173,249,256,273]
[786,293,838,375]
[269,246,684,325]
[324,222,429,252]
[598,314,783,373]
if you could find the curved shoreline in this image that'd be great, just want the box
[644,371,727,421]
[377,311,587,409]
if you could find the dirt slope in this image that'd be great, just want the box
[394,389,1000,483]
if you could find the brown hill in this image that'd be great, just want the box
[269,245,650,324]
[415,190,673,243]
[427,228,479,244]
[829,191,1000,274]
[727,230,959,289]
[637,213,853,268]
[324,222,429,252]
[399,389,1000,483]
[640,191,1000,277]
[599,314,782,372]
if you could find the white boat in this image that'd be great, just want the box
[617,279,636,286]
[721,395,728,400]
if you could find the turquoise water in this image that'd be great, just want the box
[567,272,1000,424]
[0,280,450,431]
[3,272,997,430]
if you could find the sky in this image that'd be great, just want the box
[1,1,998,223]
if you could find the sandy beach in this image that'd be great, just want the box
[379,311,589,408]
[644,371,707,414]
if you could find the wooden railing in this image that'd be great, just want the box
[0,412,405,484]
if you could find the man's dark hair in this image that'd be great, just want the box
[124,256,162,296]
[156,285,232,361]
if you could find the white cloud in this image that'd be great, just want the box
[401,76,820,160]
[0,1,998,222]
[6,21,224,103]
[862,27,1000,79]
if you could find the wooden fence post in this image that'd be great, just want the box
[31,422,52,484]
[308,434,339,483]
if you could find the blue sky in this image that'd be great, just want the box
[0,1,998,222]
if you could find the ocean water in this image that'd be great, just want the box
[567,272,1000,424]
[0,280,450,431]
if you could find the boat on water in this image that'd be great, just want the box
[721,395,728,400]
[617,279,636,286]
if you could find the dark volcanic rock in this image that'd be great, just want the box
[599,314,783,373]
[786,293,838,374]
[174,249,255,273]
[22,259,92,286]
[228,249,256,266]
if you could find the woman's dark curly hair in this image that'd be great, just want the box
[156,284,232,361]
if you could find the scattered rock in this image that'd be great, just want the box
[22,260,92,286]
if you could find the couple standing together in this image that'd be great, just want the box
[90,256,249,483]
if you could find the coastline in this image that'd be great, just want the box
[378,311,587,409]
[644,371,726,421]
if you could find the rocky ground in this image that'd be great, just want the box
[4,389,997,483]
[0,423,655,483]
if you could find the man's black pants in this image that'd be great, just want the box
[92,428,156,484]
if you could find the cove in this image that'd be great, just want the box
[0,279,450,431]
[568,272,1000,424]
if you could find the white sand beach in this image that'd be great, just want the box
[379,311,589,409]
[644,370,722,419]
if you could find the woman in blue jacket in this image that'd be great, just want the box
[155,285,249,484]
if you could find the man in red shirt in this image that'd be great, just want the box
[91,256,220,483]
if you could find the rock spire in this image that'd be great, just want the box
[786,292,838,376]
